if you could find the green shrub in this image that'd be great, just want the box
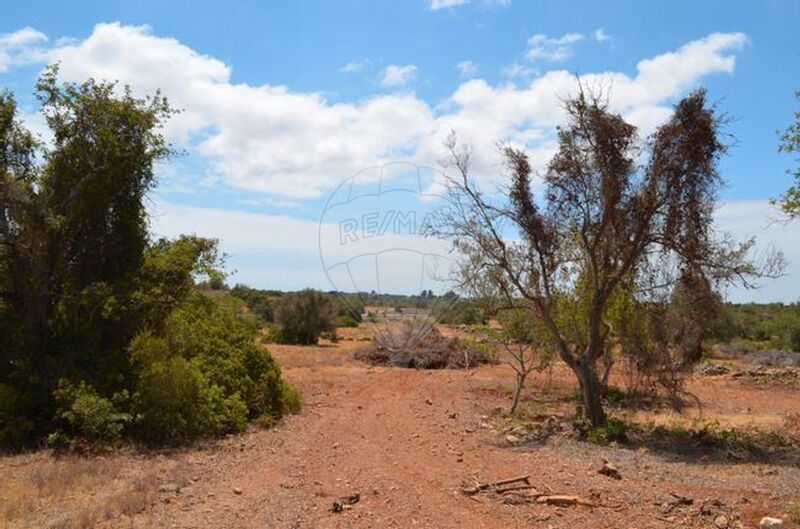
[129,293,287,443]
[275,290,336,345]
[587,418,628,445]
[133,355,240,442]
[787,501,800,524]
[50,380,130,446]
[333,313,359,328]
[281,383,303,414]
[572,408,627,445]
[434,299,487,325]
[604,385,627,407]
[261,324,283,344]
[333,296,364,323]
[790,327,800,352]
[230,284,275,323]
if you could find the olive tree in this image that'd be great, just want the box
[435,88,781,426]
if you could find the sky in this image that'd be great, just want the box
[1,0,798,302]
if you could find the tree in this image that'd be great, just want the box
[1,67,175,440]
[275,290,336,345]
[776,90,800,218]
[494,308,552,414]
[435,88,781,426]
[1,69,298,446]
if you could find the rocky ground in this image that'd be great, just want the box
[2,328,800,529]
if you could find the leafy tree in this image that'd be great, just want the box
[0,69,298,446]
[776,90,800,218]
[230,284,276,323]
[436,88,781,426]
[1,67,175,440]
[275,289,336,345]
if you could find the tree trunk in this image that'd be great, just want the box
[600,350,613,396]
[509,372,528,415]
[574,357,606,427]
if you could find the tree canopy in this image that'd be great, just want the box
[0,68,296,447]
[436,87,782,426]
[776,90,800,218]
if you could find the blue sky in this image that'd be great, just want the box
[1,0,798,301]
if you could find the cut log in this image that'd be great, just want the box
[536,495,595,507]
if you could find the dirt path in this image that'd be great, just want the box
[3,338,799,529]
[127,342,799,529]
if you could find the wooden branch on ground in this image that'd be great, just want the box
[461,474,531,495]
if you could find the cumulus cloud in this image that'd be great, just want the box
[380,64,418,87]
[501,62,537,81]
[0,27,48,72]
[9,23,749,200]
[526,32,584,62]
[456,60,478,78]
[715,200,800,303]
[428,0,470,10]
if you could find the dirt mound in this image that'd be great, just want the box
[354,327,496,369]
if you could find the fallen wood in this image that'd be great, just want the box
[661,492,693,514]
[461,474,531,495]
[536,495,595,507]
[331,493,360,513]
[496,484,537,494]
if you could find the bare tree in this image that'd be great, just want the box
[434,87,782,427]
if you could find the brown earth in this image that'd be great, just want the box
[2,326,800,529]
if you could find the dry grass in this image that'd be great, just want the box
[1,454,161,529]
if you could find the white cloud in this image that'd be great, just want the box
[715,200,800,303]
[10,24,749,201]
[594,28,612,43]
[340,59,369,74]
[456,60,478,78]
[0,27,48,72]
[380,64,418,87]
[4,25,778,297]
[501,62,537,81]
[428,0,470,10]
[526,32,584,62]
[151,199,457,294]
[428,0,510,10]
[44,24,433,198]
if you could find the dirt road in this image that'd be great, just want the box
[132,341,800,529]
[3,336,799,528]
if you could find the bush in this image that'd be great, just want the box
[333,313,359,328]
[230,284,275,323]
[434,299,486,325]
[281,383,303,414]
[50,380,131,446]
[275,290,336,345]
[261,324,283,344]
[587,418,628,445]
[572,408,627,445]
[129,293,288,443]
[133,357,250,442]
